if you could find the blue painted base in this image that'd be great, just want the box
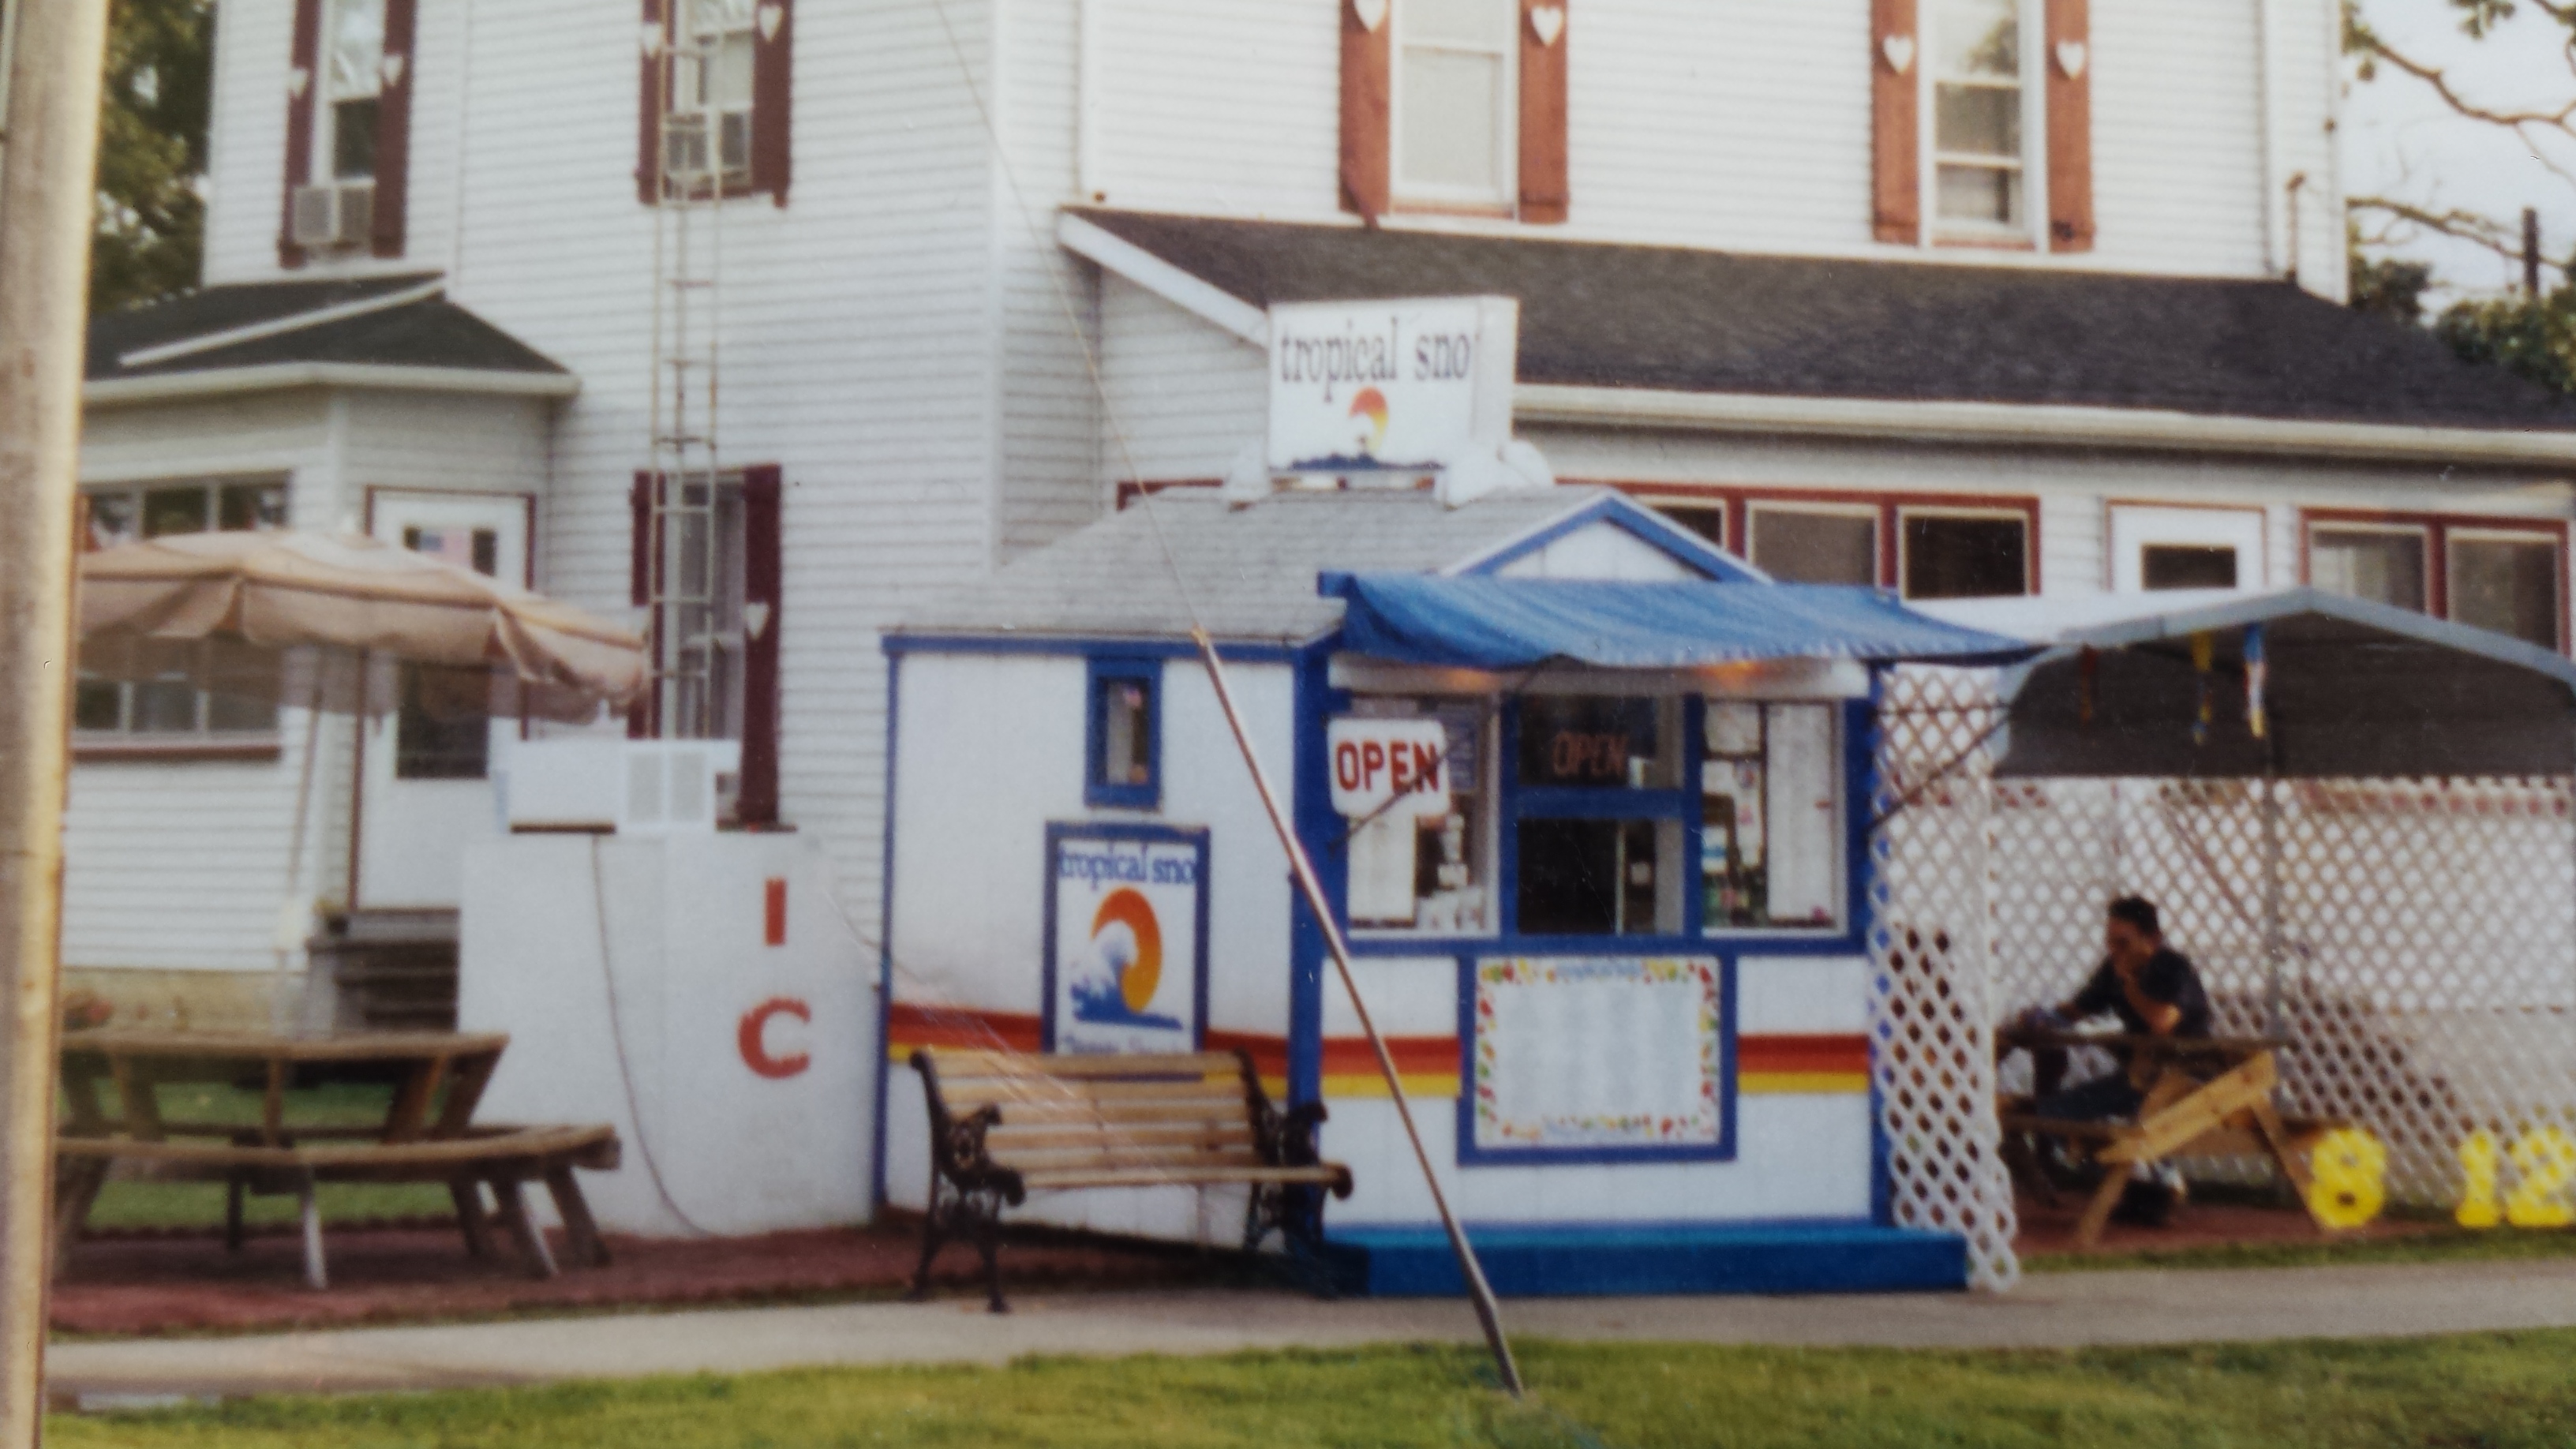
[1318,1221,1967,1297]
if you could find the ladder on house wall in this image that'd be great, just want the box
[642,14,734,742]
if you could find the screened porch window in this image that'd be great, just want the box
[75,481,287,744]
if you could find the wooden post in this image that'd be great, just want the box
[0,0,114,1437]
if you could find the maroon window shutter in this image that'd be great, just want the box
[629,473,657,739]
[1517,0,1568,224]
[279,0,324,268]
[738,466,784,826]
[751,0,792,205]
[2045,0,2095,253]
[370,0,417,257]
[1870,0,1919,245]
[1339,0,1391,223]
[637,0,668,205]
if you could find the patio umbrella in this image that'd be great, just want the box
[73,530,650,1024]
[77,529,647,724]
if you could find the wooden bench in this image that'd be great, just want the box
[908,1048,1353,1312]
[2000,1040,2340,1248]
[56,1028,622,1289]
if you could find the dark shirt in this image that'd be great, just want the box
[2070,947,2212,1040]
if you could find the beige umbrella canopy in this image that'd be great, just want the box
[77,530,646,723]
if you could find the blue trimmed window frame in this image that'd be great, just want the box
[1084,655,1163,811]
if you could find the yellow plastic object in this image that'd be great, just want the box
[2306,1126,2387,1230]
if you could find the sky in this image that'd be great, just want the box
[2340,0,2576,302]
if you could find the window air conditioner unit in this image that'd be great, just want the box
[661,113,751,183]
[290,182,376,249]
[502,739,743,837]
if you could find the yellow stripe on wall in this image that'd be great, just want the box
[1740,1071,1871,1095]
[1322,1073,1463,1100]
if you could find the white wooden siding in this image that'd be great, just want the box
[1096,275,1267,485]
[69,395,346,972]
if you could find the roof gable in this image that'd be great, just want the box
[896,486,1754,646]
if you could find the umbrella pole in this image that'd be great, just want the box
[0,0,115,1439]
[273,676,327,1032]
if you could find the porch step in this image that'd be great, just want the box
[309,910,459,1032]
[1318,1221,1968,1297]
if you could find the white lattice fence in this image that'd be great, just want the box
[1880,668,2576,1234]
[1870,668,2019,1290]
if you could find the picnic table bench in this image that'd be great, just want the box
[908,1047,1353,1312]
[55,1028,620,1288]
[1998,1028,2342,1247]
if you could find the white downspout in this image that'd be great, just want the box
[2256,0,2285,277]
[1076,0,1104,204]
[447,0,477,286]
[2319,0,2349,301]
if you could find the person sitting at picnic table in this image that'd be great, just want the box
[2005,896,2214,1224]
[2016,896,2215,1121]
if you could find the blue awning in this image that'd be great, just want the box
[1323,574,2038,670]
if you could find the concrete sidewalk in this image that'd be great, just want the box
[48,1256,2576,1402]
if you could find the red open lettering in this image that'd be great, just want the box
[1361,739,1385,789]
[1335,740,1362,792]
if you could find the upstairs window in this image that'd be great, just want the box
[322,0,386,182]
[668,0,757,186]
[638,0,793,205]
[1872,0,2092,251]
[1340,0,1567,223]
[1085,658,1162,811]
[1394,0,1517,208]
[1928,0,2026,234]
[76,481,286,747]
[2309,525,2428,612]
[279,0,414,264]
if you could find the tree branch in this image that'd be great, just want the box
[2350,196,2569,279]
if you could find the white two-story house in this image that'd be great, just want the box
[69,0,2576,1027]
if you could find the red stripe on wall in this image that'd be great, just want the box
[1205,1029,1290,1081]
[884,1003,1043,1054]
[1322,1036,1461,1078]
[1736,1034,1870,1076]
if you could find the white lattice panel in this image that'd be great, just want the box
[1881,667,2576,1233]
[1870,668,2020,1290]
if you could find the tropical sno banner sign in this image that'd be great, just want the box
[1046,827,1207,1055]
[1473,958,1723,1151]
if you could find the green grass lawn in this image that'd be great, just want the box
[76,1081,451,1232]
[50,1331,2576,1448]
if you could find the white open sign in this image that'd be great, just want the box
[1327,717,1453,820]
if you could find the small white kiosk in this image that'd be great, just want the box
[877,297,2027,1294]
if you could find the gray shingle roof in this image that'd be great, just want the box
[896,487,1622,646]
[88,278,568,382]
[1071,208,2576,434]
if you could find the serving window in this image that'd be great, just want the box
[1508,696,1690,939]
[1702,702,1843,932]
[1343,697,1496,935]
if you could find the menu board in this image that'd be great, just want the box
[1470,957,1724,1153]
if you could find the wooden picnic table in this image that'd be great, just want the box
[1994,1025,2340,1247]
[56,1028,619,1288]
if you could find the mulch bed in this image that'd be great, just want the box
[2013,1187,2453,1260]
[51,1217,1236,1336]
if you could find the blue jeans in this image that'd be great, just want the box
[2033,1072,2144,1123]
